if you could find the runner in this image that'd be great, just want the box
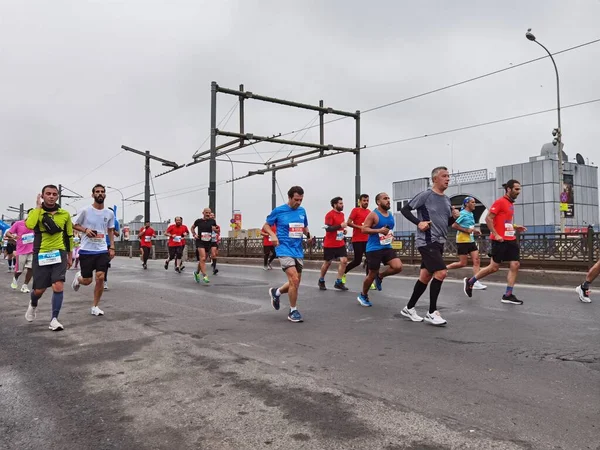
[103,206,120,290]
[138,220,155,270]
[209,212,220,275]
[265,186,313,323]
[5,210,35,292]
[357,193,402,307]
[318,197,349,291]
[576,259,600,303]
[400,166,459,326]
[192,209,217,283]
[164,216,189,273]
[261,223,277,270]
[25,185,74,331]
[344,194,375,289]
[446,197,487,290]
[463,180,526,304]
[72,233,81,269]
[71,184,115,316]
[4,234,16,272]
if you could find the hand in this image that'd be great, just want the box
[84,228,96,237]
[418,221,431,232]
[494,233,504,242]
[108,248,116,260]
[341,221,347,228]
[380,226,390,234]
[452,207,460,219]
[515,225,527,232]
[36,194,42,208]
[66,253,73,269]
[193,234,198,240]
[271,236,280,247]
[472,228,482,236]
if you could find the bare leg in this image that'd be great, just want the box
[447,255,468,270]
[379,258,402,278]
[319,260,331,279]
[471,251,481,275]
[93,272,105,307]
[362,269,378,296]
[506,261,520,288]
[279,267,301,308]
[336,257,348,279]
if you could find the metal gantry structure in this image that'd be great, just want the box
[187,82,362,215]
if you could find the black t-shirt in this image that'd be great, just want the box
[193,218,216,242]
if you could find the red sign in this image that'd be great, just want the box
[233,212,242,230]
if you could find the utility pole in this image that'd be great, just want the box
[272,170,277,210]
[58,185,83,207]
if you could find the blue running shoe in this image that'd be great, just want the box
[269,288,280,311]
[288,309,303,322]
[357,293,372,307]
[375,275,383,291]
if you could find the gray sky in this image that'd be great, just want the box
[2,0,599,232]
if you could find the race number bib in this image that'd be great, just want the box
[200,232,211,242]
[336,230,344,241]
[21,233,34,245]
[289,223,303,239]
[379,232,393,246]
[144,236,152,242]
[173,235,182,243]
[38,250,61,266]
[90,233,105,244]
[504,223,515,237]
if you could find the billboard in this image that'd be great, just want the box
[560,174,574,218]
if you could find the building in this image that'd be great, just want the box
[393,144,598,236]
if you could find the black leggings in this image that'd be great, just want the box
[142,246,151,264]
[264,246,276,266]
[345,241,368,275]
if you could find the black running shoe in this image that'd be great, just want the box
[463,277,473,298]
[213,268,219,275]
[318,280,327,291]
[333,281,348,291]
[175,267,180,273]
[143,263,147,270]
[501,294,523,305]
[164,261,168,270]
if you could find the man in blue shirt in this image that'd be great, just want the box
[264,186,313,323]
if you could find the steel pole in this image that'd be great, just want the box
[209,81,218,214]
[355,110,361,204]
[144,151,151,223]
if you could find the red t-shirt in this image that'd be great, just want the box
[489,196,516,241]
[323,210,346,248]
[139,226,155,248]
[262,224,276,247]
[348,207,370,243]
[166,224,189,247]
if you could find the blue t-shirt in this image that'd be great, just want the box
[106,219,120,247]
[366,209,395,252]
[266,204,308,259]
[455,209,475,243]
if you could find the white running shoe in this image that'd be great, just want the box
[575,285,592,303]
[72,272,81,291]
[104,282,109,290]
[91,306,104,316]
[400,306,424,322]
[11,278,18,289]
[49,318,63,331]
[473,280,487,290]
[424,310,447,326]
[25,303,37,322]
[20,284,30,293]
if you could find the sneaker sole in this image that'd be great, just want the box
[424,318,447,326]
[269,289,280,311]
[49,325,64,331]
[501,299,523,305]
[287,316,303,323]
[400,309,424,322]
[334,286,349,291]
[356,296,371,307]
[575,286,591,303]
[463,278,472,298]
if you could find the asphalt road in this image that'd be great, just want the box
[1,257,598,450]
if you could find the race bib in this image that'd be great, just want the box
[504,223,515,237]
[200,232,211,241]
[38,250,61,266]
[144,236,152,242]
[90,233,105,244]
[173,236,182,243]
[289,223,303,239]
[336,230,344,241]
[21,233,34,245]
[268,235,273,242]
[379,232,393,246]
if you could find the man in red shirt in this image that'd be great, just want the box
[138,220,155,270]
[342,194,374,288]
[318,197,349,291]
[261,223,277,270]
[164,216,189,273]
[463,180,526,304]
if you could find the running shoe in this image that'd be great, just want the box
[318,280,327,291]
[49,318,64,331]
[72,272,81,292]
[268,288,280,310]
[463,277,473,298]
[20,285,30,293]
[288,309,303,323]
[180,265,185,271]
[193,271,200,283]
[25,303,36,322]
[374,275,383,291]
[424,310,447,326]
[91,306,104,316]
[341,274,347,284]
[202,275,210,284]
[267,264,273,270]
[575,285,591,303]
[175,267,180,273]
[473,280,487,290]
[369,283,376,290]
[164,261,169,270]
[104,282,109,290]
[334,281,349,291]
[356,293,372,307]
[401,306,423,322]
[10,279,18,289]
[263,266,268,271]
[213,268,219,275]
[501,294,523,305]
[143,263,147,270]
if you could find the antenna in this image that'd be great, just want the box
[575,153,585,165]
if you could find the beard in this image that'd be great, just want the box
[94,196,105,204]
[380,203,391,211]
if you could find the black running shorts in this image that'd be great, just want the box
[168,246,184,260]
[79,252,111,278]
[491,240,520,264]
[418,242,446,274]
[366,248,399,270]
[457,242,478,255]
[323,246,347,261]
[32,250,68,290]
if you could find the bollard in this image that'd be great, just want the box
[129,246,132,258]
[152,246,156,260]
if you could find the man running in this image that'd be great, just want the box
[463,180,526,304]
[103,206,120,290]
[446,197,487,290]
[4,234,16,272]
[318,196,349,291]
[357,192,402,307]
[261,223,277,270]
[138,220,155,269]
[25,185,74,331]
[209,212,220,275]
[344,194,375,289]
[576,257,600,304]
[192,209,217,283]
[6,210,35,292]
[72,184,115,316]
[265,186,313,323]
[164,216,189,273]
[400,166,459,326]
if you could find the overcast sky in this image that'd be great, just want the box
[2,0,599,233]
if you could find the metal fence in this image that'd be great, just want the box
[115,232,599,270]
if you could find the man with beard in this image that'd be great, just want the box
[343,194,375,290]
[463,180,526,304]
[71,184,115,316]
[138,220,155,270]
[318,196,349,291]
[400,166,459,326]
[357,192,402,307]
[192,208,217,284]
[25,185,74,331]
[164,216,189,273]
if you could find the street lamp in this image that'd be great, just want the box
[525,28,565,232]
[106,185,126,236]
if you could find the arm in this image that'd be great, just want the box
[361,212,387,235]
[263,222,278,246]
[65,216,74,266]
[400,203,420,226]
[485,212,502,241]
[25,208,42,230]
[138,227,146,238]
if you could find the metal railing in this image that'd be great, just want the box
[115,231,600,270]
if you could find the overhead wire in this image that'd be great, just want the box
[69,150,125,186]
[149,169,162,222]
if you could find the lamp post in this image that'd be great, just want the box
[525,28,565,233]
[106,185,126,234]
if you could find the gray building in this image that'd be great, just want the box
[393,144,598,236]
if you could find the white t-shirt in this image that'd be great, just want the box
[75,206,115,253]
